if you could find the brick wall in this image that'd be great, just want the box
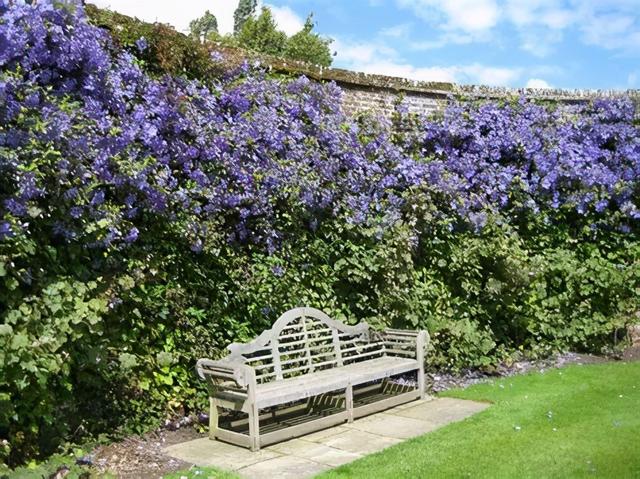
[210,44,640,119]
[341,87,444,118]
[334,75,640,119]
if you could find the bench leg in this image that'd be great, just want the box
[418,365,426,400]
[248,402,260,451]
[209,398,219,440]
[417,331,427,400]
[345,384,354,423]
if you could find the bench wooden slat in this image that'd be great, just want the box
[277,338,333,350]
[342,349,386,363]
[255,350,336,371]
[278,327,333,340]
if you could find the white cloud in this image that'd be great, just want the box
[526,78,552,88]
[462,64,522,86]
[629,71,639,87]
[540,9,575,29]
[400,0,640,57]
[353,59,460,83]
[505,1,576,29]
[380,23,412,38]
[505,0,640,54]
[579,12,640,50]
[333,37,521,86]
[519,29,563,57]
[265,4,304,36]
[332,38,397,65]
[397,0,500,34]
[503,1,577,57]
[410,32,473,50]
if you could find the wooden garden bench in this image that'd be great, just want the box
[196,307,429,451]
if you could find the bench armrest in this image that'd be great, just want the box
[377,328,430,361]
[196,358,257,390]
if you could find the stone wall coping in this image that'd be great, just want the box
[209,44,640,101]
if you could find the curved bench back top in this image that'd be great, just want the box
[226,307,381,383]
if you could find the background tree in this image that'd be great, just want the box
[189,10,218,42]
[284,14,333,66]
[233,0,257,34]
[236,7,286,56]
[186,4,334,66]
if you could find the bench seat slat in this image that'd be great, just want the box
[254,356,419,408]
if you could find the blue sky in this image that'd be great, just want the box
[92,0,640,90]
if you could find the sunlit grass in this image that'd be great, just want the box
[319,361,640,478]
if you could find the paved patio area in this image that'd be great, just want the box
[164,397,489,478]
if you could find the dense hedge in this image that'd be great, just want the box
[1,3,639,467]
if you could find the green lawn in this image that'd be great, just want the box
[319,361,640,479]
[163,467,238,479]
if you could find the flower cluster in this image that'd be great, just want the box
[0,3,398,251]
[407,98,640,229]
[0,2,638,251]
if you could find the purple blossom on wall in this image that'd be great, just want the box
[0,1,638,255]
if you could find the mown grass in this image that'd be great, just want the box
[319,361,640,478]
[163,466,238,478]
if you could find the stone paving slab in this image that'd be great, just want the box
[163,438,281,470]
[268,438,362,467]
[164,397,489,478]
[394,397,489,426]
[239,455,330,479]
[344,413,439,439]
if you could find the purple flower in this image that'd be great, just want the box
[0,221,13,239]
[135,37,148,53]
[91,190,105,206]
[190,239,203,253]
[69,206,83,218]
[124,227,139,243]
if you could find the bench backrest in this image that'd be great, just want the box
[226,307,385,384]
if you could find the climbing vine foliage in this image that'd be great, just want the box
[0,2,639,468]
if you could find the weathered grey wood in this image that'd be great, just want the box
[384,348,415,357]
[416,330,428,399]
[248,401,259,451]
[352,389,421,419]
[346,383,354,423]
[254,356,418,408]
[331,328,344,367]
[259,410,350,447]
[209,398,219,440]
[215,427,253,448]
[197,307,429,451]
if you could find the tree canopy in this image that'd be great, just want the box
[236,7,287,56]
[189,10,218,42]
[233,0,257,34]
[191,3,334,66]
[284,14,333,67]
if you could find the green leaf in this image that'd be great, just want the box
[5,277,19,291]
[11,333,30,350]
[0,324,12,335]
[118,352,138,370]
